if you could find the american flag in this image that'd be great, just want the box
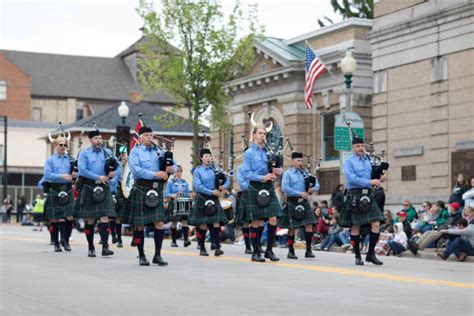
[129,118,143,150]
[305,47,326,109]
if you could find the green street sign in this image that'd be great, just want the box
[334,112,365,151]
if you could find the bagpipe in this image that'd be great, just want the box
[91,123,119,175]
[285,138,322,192]
[48,121,78,175]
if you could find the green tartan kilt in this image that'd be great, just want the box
[113,184,128,218]
[278,199,317,229]
[44,187,75,220]
[122,184,166,226]
[189,194,228,226]
[234,191,250,225]
[166,198,190,222]
[75,184,116,219]
[339,192,385,227]
[242,181,282,222]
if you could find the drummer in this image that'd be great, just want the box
[164,165,193,247]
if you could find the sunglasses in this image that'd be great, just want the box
[403,204,408,206]
[58,144,68,148]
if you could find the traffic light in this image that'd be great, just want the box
[115,125,130,157]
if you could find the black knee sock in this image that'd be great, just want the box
[116,223,122,242]
[211,226,221,249]
[109,219,116,239]
[182,226,189,241]
[59,221,65,243]
[85,224,95,250]
[52,222,60,246]
[154,228,164,256]
[170,228,177,242]
[250,226,259,254]
[267,224,277,252]
[196,227,206,250]
[368,232,380,256]
[351,235,361,258]
[288,235,295,252]
[304,232,313,251]
[257,226,264,247]
[134,230,145,257]
[65,220,73,243]
[242,227,251,249]
[98,222,110,246]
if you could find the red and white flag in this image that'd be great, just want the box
[129,118,143,150]
[305,46,326,109]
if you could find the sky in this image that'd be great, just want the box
[0,0,340,57]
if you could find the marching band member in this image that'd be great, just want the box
[240,124,282,262]
[279,152,319,259]
[165,165,192,248]
[126,126,175,266]
[339,134,386,266]
[43,135,76,252]
[189,148,230,257]
[77,129,117,257]
[236,164,253,254]
[109,157,124,248]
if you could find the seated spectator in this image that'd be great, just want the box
[387,222,408,256]
[314,207,329,239]
[417,205,441,234]
[320,200,329,217]
[380,210,394,233]
[449,173,470,207]
[397,200,417,223]
[437,206,473,261]
[396,211,412,239]
[413,201,432,233]
[462,177,474,208]
[318,214,342,251]
[339,228,352,250]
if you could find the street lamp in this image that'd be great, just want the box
[341,50,357,112]
[118,101,129,125]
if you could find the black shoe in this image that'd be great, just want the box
[200,249,209,256]
[287,250,298,260]
[183,240,191,247]
[251,253,265,262]
[355,256,364,266]
[117,241,123,248]
[138,255,150,266]
[305,250,315,258]
[63,241,71,252]
[407,240,418,255]
[60,240,65,247]
[257,244,264,254]
[264,250,280,262]
[54,244,62,252]
[152,254,168,266]
[214,248,224,257]
[210,244,216,251]
[366,253,383,265]
[112,236,118,244]
[245,247,253,254]
[171,240,178,248]
[102,245,114,256]
[88,249,96,257]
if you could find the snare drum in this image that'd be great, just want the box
[173,197,192,217]
[220,198,234,221]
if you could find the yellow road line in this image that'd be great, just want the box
[2,235,473,289]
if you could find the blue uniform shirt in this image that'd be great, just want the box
[78,146,115,180]
[44,153,72,184]
[241,143,269,183]
[237,164,249,191]
[343,153,372,189]
[110,161,122,193]
[164,178,191,197]
[129,144,177,180]
[193,164,230,196]
[282,166,320,197]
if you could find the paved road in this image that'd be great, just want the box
[1,224,473,316]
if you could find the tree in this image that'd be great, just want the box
[318,0,373,27]
[137,0,262,166]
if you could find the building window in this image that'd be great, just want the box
[76,109,84,121]
[0,81,6,100]
[401,165,416,181]
[431,56,448,82]
[322,112,340,161]
[373,71,387,94]
[261,63,267,72]
[32,107,42,121]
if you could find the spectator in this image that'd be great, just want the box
[320,200,329,216]
[413,201,432,233]
[315,207,329,239]
[397,200,417,223]
[417,205,441,233]
[462,177,474,208]
[330,184,344,213]
[16,195,27,223]
[2,195,13,223]
[318,214,343,251]
[387,222,408,256]
[407,203,462,255]
[449,173,470,207]
[380,210,394,233]
[339,228,352,250]
[437,206,474,261]
[32,194,45,231]
[396,211,413,239]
